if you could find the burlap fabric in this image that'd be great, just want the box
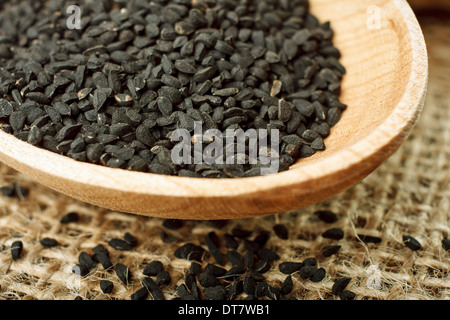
[0,12,449,301]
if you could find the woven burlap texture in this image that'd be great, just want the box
[0,15,449,300]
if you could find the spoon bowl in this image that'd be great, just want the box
[0,0,428,220]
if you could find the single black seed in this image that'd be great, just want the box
[303,257,317,267]
[340,290,356,300]
[108,238,132,251]
[142,277,166,300]
[1,185,15,197]
[311,267,327,283]
[95,251,113,270]
[279,262,303,274]
[78,252,96,270]
[403,236,422,251]
[205,232,225,266]
[174,243,205,261]
[100,280,114,294]
[258,248,280,262]
[190,262,202,276]
[299,265,317,279]
[143,261,164,276]
[253,230,270,248]
[131,287,149,301]
[228,280,244,300]
[314,210,338,223]
[227,250,244,268]
[204,264,227,277]
[223,266,246,278]
[124,232,137,247]
[254,259,272,274]
[177,284,195,300]
[160,231,178,244]
[60,212,79,224]
[273,224,289,240]
[11,241,23,261]
[204,285,227,300]
[281,275,293,295]
[357,234,382,244]
[199,271,219,288]
[322,245,341,257]
[231,226,252,238]
[224,234,239,249]
[255,281,269,298]
[243,274,257,296]
[332,277,352,296]
[40,237,59,248]
[156,270,171,286]
[322,228,344,240]
[163,219,184,230]
[443,238,450,252]
[115,263,131,285]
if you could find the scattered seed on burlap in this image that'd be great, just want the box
[93,249,113,270]
[339,290,356,300]
[143,261,164,277]
[279,262,303,275]
[78,252,96,270]
[40,237,59,248]
[100,280,114,294]
[258,248,280,262]
[322,245,341,258]
[322,228,344,240]
[299,265,317,279]
[224,234,239,250]
[131,287,149,301]
[11,240,23,261]
[303,257,317,267]
[281,275,294,295]
[357,234,382,244]
[156,270,171,286]
[115,263,131,285]
[227,250,244,268]
[163,219,184,230]
[310,268,327,283]
[174,243,205,261]
[142,277,166,300]
[124,232,138,247]
[273,224,289,240]
[205,231,225,266]
[332,277,352,296]
[1,185,15,197]
[403,236,422,251]
[160,231,178,244]
[108,238,132,251]
[443,238,450,252]
[204,285,228,300]
[314,210,338,223]
[1,183,29,198]
[60,212,79,224]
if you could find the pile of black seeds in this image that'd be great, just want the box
[0,0,346,178]
[7,199,450,300]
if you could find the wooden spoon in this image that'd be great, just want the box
[0,0,428,220]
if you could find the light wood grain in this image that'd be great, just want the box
[0,0,428,220]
